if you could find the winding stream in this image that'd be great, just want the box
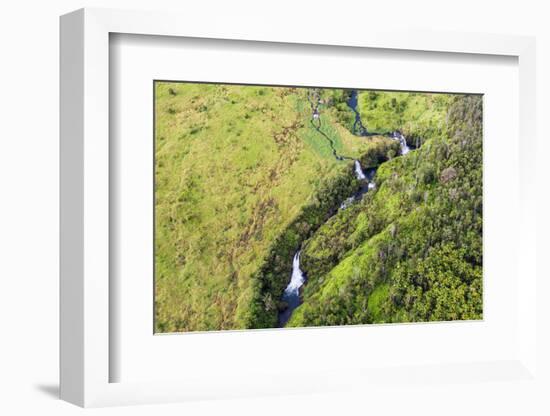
[277,89,413,327]
[306,90,354,161]
[347,90,368,136]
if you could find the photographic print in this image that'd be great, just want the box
[154,82,483,333]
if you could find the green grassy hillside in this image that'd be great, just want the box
[357,91,455,144]
[154,82,392,332]
[288,95,483,327]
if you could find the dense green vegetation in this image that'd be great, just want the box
[287,94,483,327]
[155,81,482,332]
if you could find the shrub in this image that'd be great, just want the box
[419,165,436,184]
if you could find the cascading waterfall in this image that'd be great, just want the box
[278,90,418,326]
[393,131,410,155]
[340,160,374,210]
[278,251,306,327]
[284,251,305,294]
[354,160,367,180]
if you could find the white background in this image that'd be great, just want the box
[1,0,549,415]
[112,34,519,383]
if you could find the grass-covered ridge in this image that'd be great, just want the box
[288,95,483,327]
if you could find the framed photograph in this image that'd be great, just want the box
[60,8,539,408]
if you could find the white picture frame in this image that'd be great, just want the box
[60,7,538,408]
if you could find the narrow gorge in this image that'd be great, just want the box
[278,89,416,326]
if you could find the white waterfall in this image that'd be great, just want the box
[354,160,367,180]
[339,196,356,210]
[283,251,306,295]
[393,132,410,155]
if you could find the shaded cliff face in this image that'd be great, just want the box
[288,95,483,327]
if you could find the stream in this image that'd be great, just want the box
[277,89,413,327]
[348,90,368,136]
